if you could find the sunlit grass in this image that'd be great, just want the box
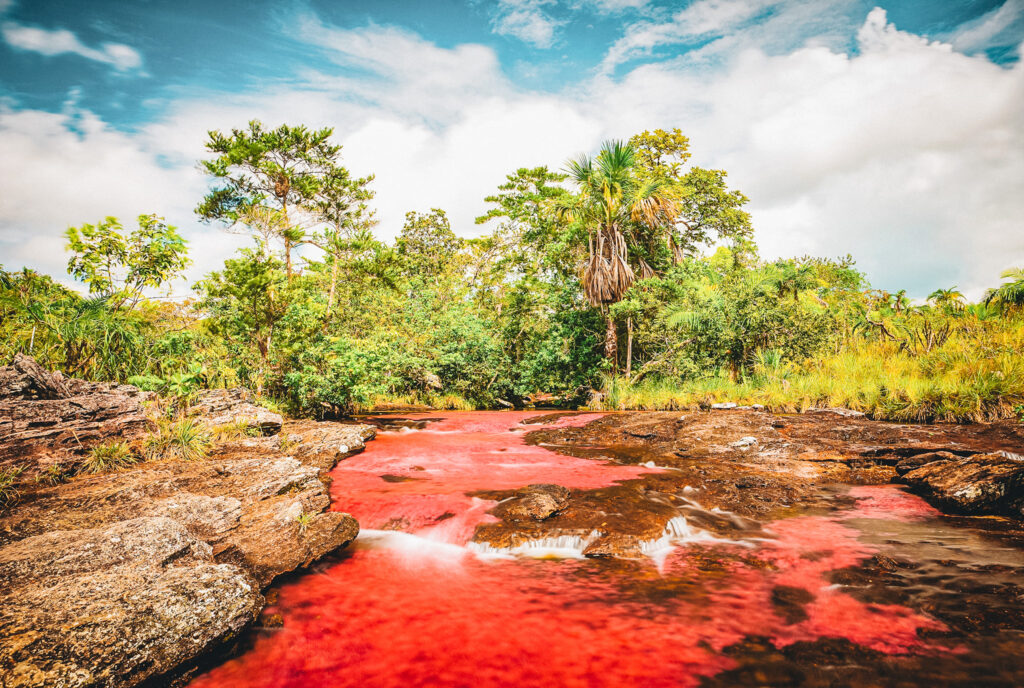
[594,323,1024,423]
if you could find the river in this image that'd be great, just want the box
[190,411,1024,687]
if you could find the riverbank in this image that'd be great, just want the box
[0,355,375,687]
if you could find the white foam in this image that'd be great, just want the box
[468,531,602,560]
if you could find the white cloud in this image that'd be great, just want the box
[951,0,1024,53]
[569,0,651,14]
[1,20,143,71]
[490,0,562,48]
[1,7,1021,300]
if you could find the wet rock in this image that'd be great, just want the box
[494,484,570,523]
[894,450,960,476]
[770,585,814,624]
[583,533,643,558]
[0,517,261,688]
[191,388,283,435]
[901,453,1024,517]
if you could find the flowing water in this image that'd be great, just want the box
[190,412,1024,687]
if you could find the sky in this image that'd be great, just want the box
[0,0,1022,299]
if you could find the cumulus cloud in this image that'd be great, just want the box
[1,20,143,71]
[1,7,1021,300]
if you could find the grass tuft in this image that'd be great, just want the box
[81,441,136,474]
[143,417,213,462]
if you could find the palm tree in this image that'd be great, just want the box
[928,286,966,313]
[556,141,678,366]
[985,268,1024,313]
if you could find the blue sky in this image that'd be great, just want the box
[1,0,1022,297]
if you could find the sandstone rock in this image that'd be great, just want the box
[0,360,153,473]
[0,353,71,400]
[494,484,570,523]
[0,517,262,688]
[901,453,1024,517]
[284,420,375,470]
[711,402,738,410]
[894,451,960,476]
[583,533,643,558]
[730,436,758,448]
[192,388,283,435]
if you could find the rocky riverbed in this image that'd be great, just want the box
[2,355,1023,687]
[0,355,374,687]
[470,408,1024,557]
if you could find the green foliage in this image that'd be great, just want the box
[0,467,25,510]
[65,214,190,310]
[143,417,213,462]
[81,441,136,473]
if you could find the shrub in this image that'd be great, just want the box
[81,441,136,473]
[143,417,213,461]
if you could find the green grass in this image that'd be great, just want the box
[352,392,476,413]
[143,417,213,461]
[594,325,1024,423]
[81,441,136,473]
[0,466,26,510]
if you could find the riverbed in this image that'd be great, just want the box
[190,411,1024,687]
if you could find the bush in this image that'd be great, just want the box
[143,417,213,461]
[81,441,136,473]
[0,466,25,510]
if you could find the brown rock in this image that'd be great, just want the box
[894,450,960,476]
[0,517,261,688]
[284,420,376,470]
[494,484,570,523]
[0,353,71,400]
[583,533,643,558]
[191,388,283,435]
[901,453,1024,517]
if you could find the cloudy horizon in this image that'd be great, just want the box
[1,0,1022,299]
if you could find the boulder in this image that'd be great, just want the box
[494,484,570,523]
[805,407,866,418]
[0,517,262,688]
[191,388,283,435]
[901,453,1024,517]
[583,533,643,559]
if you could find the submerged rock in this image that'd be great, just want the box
[901,453,1024,518]
[494,484,571,523]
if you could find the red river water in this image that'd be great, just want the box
[190,412,1024,687]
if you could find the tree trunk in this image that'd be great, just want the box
[625,317,633,380]
[284,236,293,282]
[327,257,338,316]
[604,310,618,375]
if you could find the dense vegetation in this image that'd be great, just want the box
[2,123,1022,422]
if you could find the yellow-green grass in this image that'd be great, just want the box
[594,326,1024,423]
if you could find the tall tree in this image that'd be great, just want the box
[397,209,463,279]
[65,214,191,311]
[629,128,752,265]
[309,166,376,317]
[196,120,341,281]
[557,140,677,366]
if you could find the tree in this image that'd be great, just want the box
[309,165,377,317]
[629,128,752,264]
[65,214,191,311]
[928,286,966,313]
[986,268,1024,313]
[397,209,463,279]
[195,249,288,393]
[556,140,677,367]
[196,120,341,281]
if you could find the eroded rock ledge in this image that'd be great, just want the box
[0,355,374,688]
[470,410,1024,558]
